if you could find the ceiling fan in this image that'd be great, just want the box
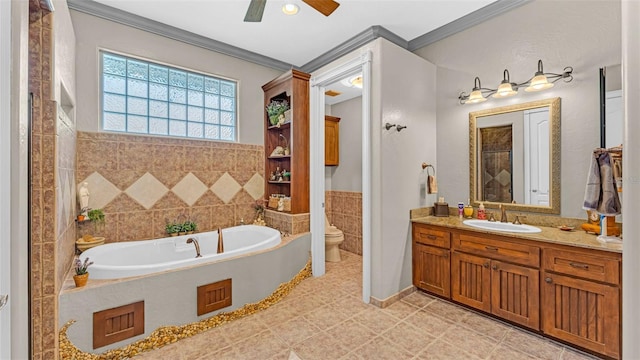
[244,0,340,22]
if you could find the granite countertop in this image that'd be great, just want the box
[411,216,622,253]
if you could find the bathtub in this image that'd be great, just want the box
[81,225,281,279]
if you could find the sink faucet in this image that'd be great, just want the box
[500,205,508,223]
[217,227,224,254]
[186,238,202,258]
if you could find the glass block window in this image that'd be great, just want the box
[100,51,237,141]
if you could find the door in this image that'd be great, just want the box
[490,260,540,330]
[413,243,450,298]
[524,108,549,205]
[542,272,620,359]
[451,252,491,312]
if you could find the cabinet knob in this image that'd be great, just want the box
[443,253,449,259]
[545,277,553,284]
[483,262,489,268]
[492,264,498,270]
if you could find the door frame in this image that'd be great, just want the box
[309,51,372,303]
[0,0,13,356]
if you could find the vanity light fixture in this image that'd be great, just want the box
[458,60,573,104]
[341,74,364,89]
[282,3,299,15]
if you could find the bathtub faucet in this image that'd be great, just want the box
[217,227,224,254]
[186,238,202,258]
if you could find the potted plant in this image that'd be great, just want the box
[266,100,289,126]
[183,221,198,235]
[165,222,181,236]
[87,208,105,233]
[73,257,93,287]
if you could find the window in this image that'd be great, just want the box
[101,51,237,141]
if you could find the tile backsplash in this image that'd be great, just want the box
[76,132,265,242]
[326,190,362,255]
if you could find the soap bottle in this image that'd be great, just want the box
[463,198,474,218]
[458,202,464,218]
[477,202,486,220]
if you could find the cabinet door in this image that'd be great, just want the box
[490,261,540,330]
[542,272,620,359]
[451,252,490,312]
[324,117,340,166]
[413,243,450,298]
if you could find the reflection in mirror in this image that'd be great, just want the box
[470,97,560,214]
[600,65,622,148]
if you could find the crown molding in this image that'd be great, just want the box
[408,0,533,51]
[300,26,406,73]
[67,0,293,72]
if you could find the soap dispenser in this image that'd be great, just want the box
[463,198,474,218]
[477,202,486,220]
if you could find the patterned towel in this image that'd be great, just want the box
[583,150,621,216]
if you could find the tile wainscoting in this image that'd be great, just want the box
[326,191,362,255]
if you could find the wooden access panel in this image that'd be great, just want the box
[197,279,232,316]
[451,252,491,312]
[413,243,450,298]
[542,272,620,359]
[93,301,144,349]
[324,116,340,166]
[490,260,540,330]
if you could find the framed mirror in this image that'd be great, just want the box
[469,97,561,214]
[600,65,623,148]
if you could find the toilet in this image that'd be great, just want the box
[325,214,345,262]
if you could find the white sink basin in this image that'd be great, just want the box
[463,219,542,234]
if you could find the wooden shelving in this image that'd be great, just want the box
[262,69,310,214]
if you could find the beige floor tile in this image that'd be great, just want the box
[401,291,437,308]
[417,338,482,360]
[325,319,377,350]
[302,304,353,330]
[381,299,421,320]
[458,311,511,341]
[381,321,436,353]
[270,315,321,346]
[351,306,401,333]
[217,314,268,344]
[502,328,563,360]
[560,348,601,360]
[351,336,414,360]
[423,299,471,323]
[403,308,455,336]
[487,344,539,360]
[292,332,351,360]
[442,325,499,359]
[232,329,289,359]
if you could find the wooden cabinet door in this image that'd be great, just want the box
[490,260,540,330]
[413,243,450,298]
[542,272,620,359]
[451,252,490,312]
[324,116,340,166]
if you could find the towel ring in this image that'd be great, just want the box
[421,163,435,176]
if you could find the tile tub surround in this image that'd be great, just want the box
[264,210,310,235]
[76,131,266,243]
[59,233,311,354]
[326,190,362,255]
[129,251,598,360]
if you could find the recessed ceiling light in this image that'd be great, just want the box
[340,74,364,89]
[282,3,299,15]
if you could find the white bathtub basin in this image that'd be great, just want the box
[463,219,541,233]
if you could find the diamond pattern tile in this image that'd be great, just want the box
[211,172,242,204]
[495,169,512,186]
[125,172,169,209]
[81,172,122,210]
[483,171,494,185]
[171,173,208,206]
[244,172,265,200]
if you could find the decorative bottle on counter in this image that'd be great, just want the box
[477,202,486,220]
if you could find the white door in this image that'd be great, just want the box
[0,0,12,356]
[605,89,623,148]
[524,109,550,205]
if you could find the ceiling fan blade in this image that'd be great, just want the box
[244,0,267,22]
[302,0,340,17]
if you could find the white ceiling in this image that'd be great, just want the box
[89,0,495,68]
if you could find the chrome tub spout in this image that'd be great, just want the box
[186,238,202,258]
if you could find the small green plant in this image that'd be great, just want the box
[74,257,93,275]
[182,221,197,232]
[165,222,181,235]
[87,209,105,223]
[266,100,289,125]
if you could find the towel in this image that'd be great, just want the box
[427,175,438,194]
[583,150,621,216]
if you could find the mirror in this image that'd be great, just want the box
[469,97,560,214]
[600,65,623,148]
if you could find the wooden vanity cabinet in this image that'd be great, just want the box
[541,248,621,359]
[412,223,451,298]
[324,116,340,166]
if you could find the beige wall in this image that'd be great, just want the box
[70,10,282,145]
[414,0,621,219]
[327,96,363,192]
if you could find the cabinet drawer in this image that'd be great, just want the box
[453,232,540,267]
[543,249,620,285]
[412,223,451,249]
